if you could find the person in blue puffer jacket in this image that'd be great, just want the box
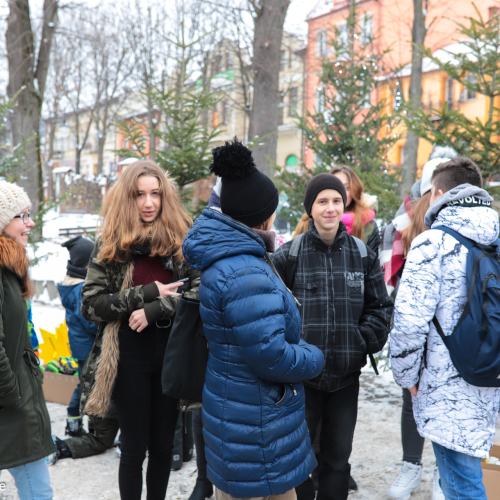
[57,236,97,436]
[183,139,325,500]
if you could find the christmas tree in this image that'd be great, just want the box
[275,1,401,227]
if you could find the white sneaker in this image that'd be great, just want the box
[432,467,445,500]
[387,462,422,500]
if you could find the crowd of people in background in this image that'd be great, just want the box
[0,140,499,500]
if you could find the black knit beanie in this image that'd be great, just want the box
[62,236,95,279]
[304,173,347,216]
[210,139,279,228]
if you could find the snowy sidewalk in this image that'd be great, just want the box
[1,371,499,500]
[4,302,499,500]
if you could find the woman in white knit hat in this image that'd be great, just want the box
[0,180,55,500]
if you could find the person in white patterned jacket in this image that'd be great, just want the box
[390,157,500,500]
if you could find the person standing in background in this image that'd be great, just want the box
[0,180,55,500]
[80,161,200,500]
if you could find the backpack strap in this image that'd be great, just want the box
[351,235,368,274]
[350,235,378,373]
[432,225,475,250]
[285,233,305,290]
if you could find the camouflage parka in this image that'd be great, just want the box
[80,239,200,417]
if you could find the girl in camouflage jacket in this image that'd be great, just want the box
[80,161,200,500]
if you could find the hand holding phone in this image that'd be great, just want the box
[155,281,182,297]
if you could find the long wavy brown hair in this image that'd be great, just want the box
[293,213,311,239]
[97,161,192,264]
[401,191,431,257]
[329,165,370,240]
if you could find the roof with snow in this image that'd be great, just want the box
[307,0,333,21]
[394,42,474,78]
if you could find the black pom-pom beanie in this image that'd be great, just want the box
[304,173,347,216]
[210,139,279,228]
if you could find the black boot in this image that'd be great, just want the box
[188,479,213,500]
[348,475,358,493]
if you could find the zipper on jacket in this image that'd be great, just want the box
[209,208,301,307]
[290,383,297,396]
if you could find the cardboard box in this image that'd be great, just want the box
[482,444,500,499]
[42,371,79,405]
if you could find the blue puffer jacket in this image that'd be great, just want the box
[183,209,325,498]
[58,279,97,361]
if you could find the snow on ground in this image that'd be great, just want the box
[2,306,498,500]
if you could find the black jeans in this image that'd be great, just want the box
[401,388,425,464]
[298,378,360,500]
[193,408,209,481]
[67,360,86,417]
[114,321,179,500]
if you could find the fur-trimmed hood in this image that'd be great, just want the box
[0,233,32,299]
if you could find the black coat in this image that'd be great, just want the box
[0,237,55,468]
[271,222,393,392]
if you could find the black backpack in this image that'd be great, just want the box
[284,232,379,374]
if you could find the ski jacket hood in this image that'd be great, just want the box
[183,208,267,271]
[391,184,500,458]
[425,183,495,237]
[182,209,325,497]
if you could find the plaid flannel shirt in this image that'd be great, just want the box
[271,222,393,392]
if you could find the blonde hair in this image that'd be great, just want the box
[97,160,192,264]
[401,191,431,257]
[293,213,311,238]
[329,165,370,240]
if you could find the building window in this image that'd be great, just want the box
[445,78,454,110]
[278,92,285,125]
[289,87,298,117]
[213,55,222,75]
[462,74,476,101]
[317,30,327,57]
[360,14,373,46]
[316,89,326,113]
[222,101,230,125]
[338,23,349,47]
[280,50,287,70]
[226,53,233,71]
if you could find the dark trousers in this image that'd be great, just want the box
[65,415,120,459]
[299,379,360,500]
[114,322,179,500]
[401,388,425,464]
[67,360,86,417]
[193,408,209,481]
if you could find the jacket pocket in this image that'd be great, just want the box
[347,272,364,322]
[275,383,296,408]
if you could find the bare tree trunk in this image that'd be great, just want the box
[46,118,56,200]
[6,0,58,216]
[400,0,427,198]
[248,0,290,176]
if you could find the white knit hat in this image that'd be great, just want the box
[420,158,451,197]
[0,180,31,230]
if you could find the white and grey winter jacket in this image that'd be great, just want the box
[390,183,500,458]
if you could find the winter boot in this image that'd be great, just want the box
[387,462,422,500]
[432,466,445,500]
[65,416,86,437]
[46,435,72,465]
[349,475,358,493]
[188,478,214,500]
